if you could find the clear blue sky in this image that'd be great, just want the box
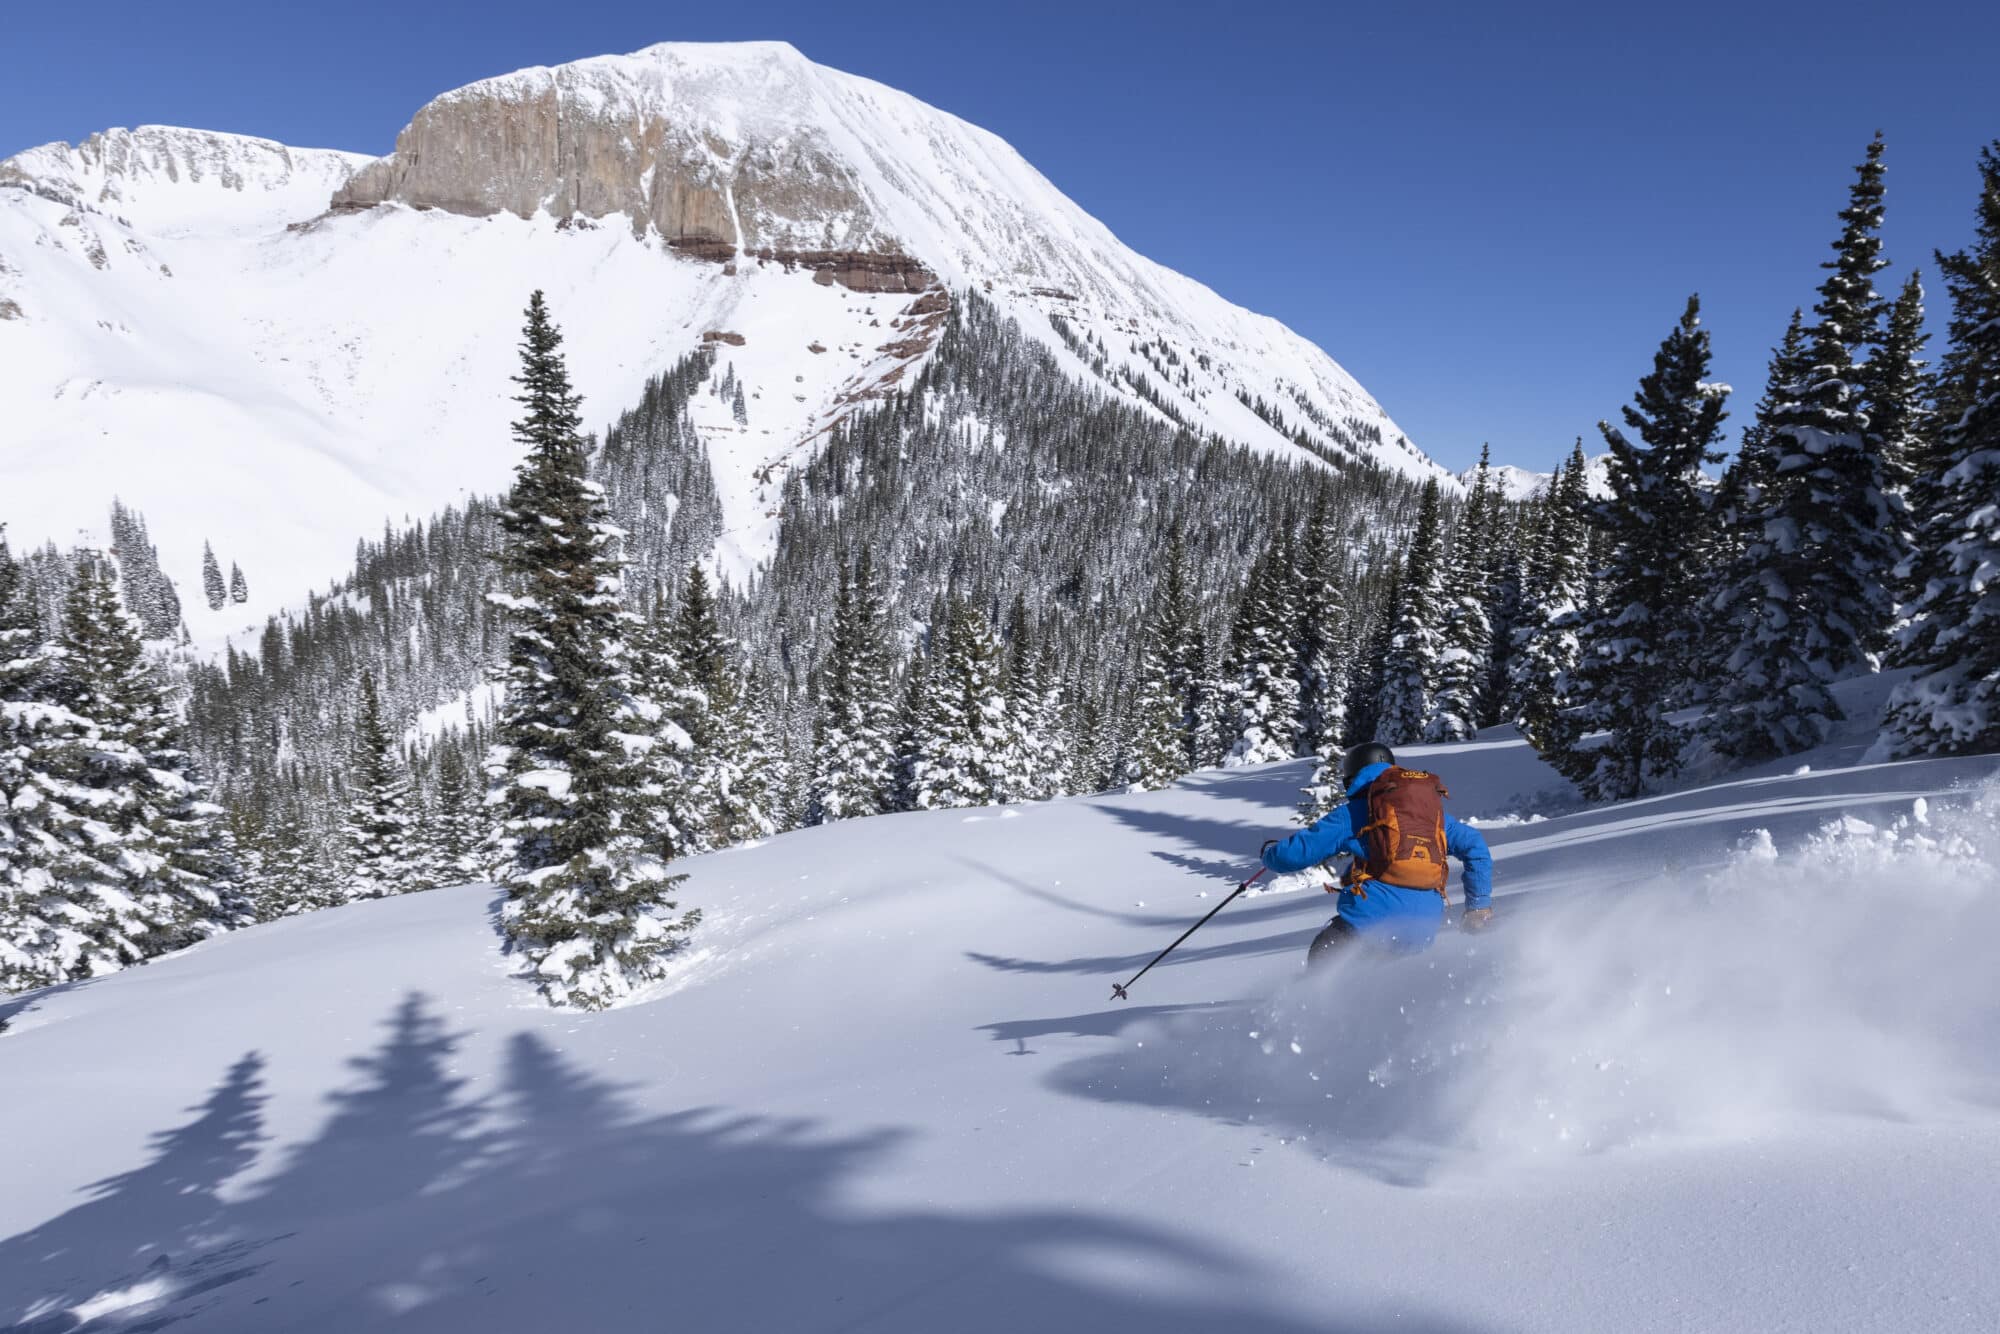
[8,0,1997,472]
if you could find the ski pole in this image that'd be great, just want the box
[1110,865,1267,1001]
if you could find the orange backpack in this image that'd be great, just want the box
[1347,766,1451,900]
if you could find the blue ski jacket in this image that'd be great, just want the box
[1261,762,1494,952]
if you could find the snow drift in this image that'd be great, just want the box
[1064,781,2000,1185]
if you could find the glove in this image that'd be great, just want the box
[1460,906,1494,933]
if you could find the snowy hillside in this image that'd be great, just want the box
[0,41,1436,645]
[1461,451,1612,500]
[5,719,1998,1332]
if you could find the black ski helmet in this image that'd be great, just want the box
[1341,742,1396,787]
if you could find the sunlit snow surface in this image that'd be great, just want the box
[3,720,1997,1333]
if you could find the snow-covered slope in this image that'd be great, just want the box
[1461,451,1613,500]
[5,722,1997,1332]
[0,42,1435,646]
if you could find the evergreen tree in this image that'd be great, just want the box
[1375,479,1448,746]
[248,794,345,920]
[1704,312,1845,760]
[890,647,932,812]
[108,500,182,639]
[1428,449,1497,741]
[1151,528,1206,769]
[1714,311,1810,573]
[202,542,227,611]
[716,671,783,845]
[1883,142,2000,755]
[229,561,248,605]
[425,743,485,884]
[1292,502,1349,819]
[1222,535,1301,765]
[1128,565,1195,791]
[25,558,197,977]
[806,556,899,823]
[342,671,420,899]
[1344,558,1400,745]
[1757,136,1901,677]
[994,594,1063,802]
[488,291,696,1008]
[626,597,709,863]
[663,562,767,849]
[908,596,1008,808]
[1551,297,1728,799]
[1032,639,1072,796]
[0,534,68,990]
[1293,500,1349,769]
[1506,443,1591,751]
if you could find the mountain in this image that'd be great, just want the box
[5,719,1998,1331]
[0,41,1436,644]
[1461,452,1613,500]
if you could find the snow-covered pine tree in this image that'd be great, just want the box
[19,555,210,979]
[1478,500,1530,728]
[908,596,1008,808]
[627,601,700,860]
[1127,563,1195,791]
[664,560,772,852]
[1704,312,1845,760]
[731,380,748,426]
[716,670,783,845]
[488,291,696,1009]
[994,594,1063,802]
[1712,312,1808,574]
[342,670,421,900]
[201,542,226,611]
[0,533,67,991]
[1221,535,1301,766]
[1882,141,2000,755]
[1428,448,1497,741]
[890,646,931,812]
[1343,557,1400,745]
[422,742,485,885]
[228,561,248,605]
[1151,527,1207,770]
[1293,500,1349,768]
[1032,639,1071,796]
[1759,135,1901,676]
[807,554,900,822]
[1375,479,1447,747]
[1292,501,1349,820]
[1506,443,1591,752]
[1551,296,1728,799]
[108,500,182,639]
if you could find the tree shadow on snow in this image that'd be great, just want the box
[0,994,1497,1334]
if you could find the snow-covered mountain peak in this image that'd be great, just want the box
[0,126,367,235]
[331,41,1438,471]
[3,41,1442,646]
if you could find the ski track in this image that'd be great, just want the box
[3,729,1998,1332]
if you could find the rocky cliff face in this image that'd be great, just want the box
[331,44,934,291]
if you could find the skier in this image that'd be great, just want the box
[1262,742,1494,965]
